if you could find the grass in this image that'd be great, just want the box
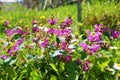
[0,1,120,36]
[0,1,119,22]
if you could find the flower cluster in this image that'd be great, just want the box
[80,43,100,55]
[8,38,24,56]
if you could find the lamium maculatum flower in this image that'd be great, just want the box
[47,18,58,25]
[4,20,9,27]
[111,30,120,39]
[65,55,72,63]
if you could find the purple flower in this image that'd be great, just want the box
[61,42,67,50]
[89,45,100,55]
[65,17,73,25]
[80,43,89,51]
[4,20,9,27]
[65,55,72,63]
[13,45,18,52]
[25,28,30,35]
[47,18,58,25]
[16,29,24,35]
[94,24,103,32]
[40,38,49,48]
[84,60,90,71]
[86,30,91,35]
[15,38,23,46]
[76,59,82,65]
[111,30,120,38]
[47,28,57,34]
[33,37,39,43]
[5,28,15,36]
[47,28,72,37]
[84,67,89,71]
[1,55,7,60]
[7,49,13,56]
[32,26,39,32]
[58,54,63,60]
[60,17,72,29]
[88,32,102,42]
[32,20,37,25]
[101,27,110,33]
[10,38,23,55]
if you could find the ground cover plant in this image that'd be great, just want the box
[0,0,120,80]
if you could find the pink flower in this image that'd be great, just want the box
[7,49,13,56]
[32,26,39,32]
[61,42,67,50]
[60,17,73,29]
[40,38,49,48]
[94,24,103,32]
[32,20,38,25]
[58,54,63,60]
[4,28,15,36]
[1,55,7,60]
[8,38,23,56]
[16,29,24,35]
[4,20,9,27]
[88,32,102,42]
[80,43,89,51]
[76,59,82,65]
[65,55,72,63]
[89,45,100,55]
[84,60,90,71]
[111,30,120,39]
[47,18,58,25]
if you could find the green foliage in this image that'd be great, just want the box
[0,1,120,80]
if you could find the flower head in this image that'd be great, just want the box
[16,29,24,35]
[4,20,9,27]
[61,42,67,50]
[5,28,15,36]
[88,32,102,42]
[76,59,82,65]
[40,38,49,48]
[94,24,103,32]
[80,43,89,51]
[32,26,39,32]
[47,18,58,25]
[84,60,90,71]
[113,63,120,70]
[1,55,7,60]
[65,55,72,63]
[111,30,120,39]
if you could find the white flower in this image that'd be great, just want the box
[51,50,62,57]
[68,44,75,48]
[109,46,117,50]
[70,39,78,43]
[113,63,120,70]
[59,36,66,42]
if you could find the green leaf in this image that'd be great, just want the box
[49,63,59,75]
[56,37,60,44]
[50,75,57,80]
[7,67,17,78]
[97,57,110,72]
[0,58,3,64]
[30,70,39,77]
[67,72,77,80]
[18,69,27,80]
